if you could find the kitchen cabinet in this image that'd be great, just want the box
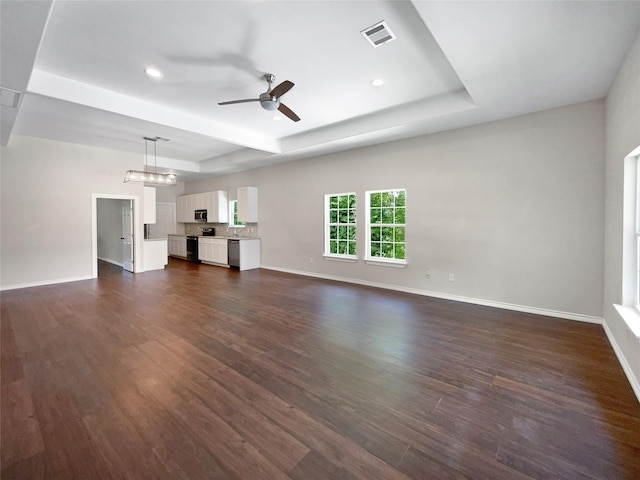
[144,187,157,224]
[198,237,228,265]
[144,238,167,270]
[193,193,207,210]
[237,186,258,223]
[168,234,187,258]
[177,191,228,223]
[176,196,188,223]
[229,238,261,271]
[205,191,228,223]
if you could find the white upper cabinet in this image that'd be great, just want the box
[177,191,228,223]
[237,186,258,223]
[176,195,188,222]
[144,187,156,224]
[193,193,207,211]
[206,190,228,223]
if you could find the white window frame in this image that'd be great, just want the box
[323,192,357,261]
[616,145,640,341]
[365,188,407,267]
[228,200,245,228]
[636,162,640,308]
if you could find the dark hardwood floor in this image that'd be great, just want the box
[2,258,640,479]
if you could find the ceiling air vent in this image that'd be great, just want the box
[361,20,396,48]
[0,88,21,108]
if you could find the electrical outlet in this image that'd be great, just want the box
[449,273,455,282]
[309,257,314,264]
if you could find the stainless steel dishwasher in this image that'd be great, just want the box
[228,239,240,269]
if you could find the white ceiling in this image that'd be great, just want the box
[2,1,639,182]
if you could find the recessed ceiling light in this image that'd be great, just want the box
[271,116,281,121]
[145,67,163,78]
[371,79,384,87]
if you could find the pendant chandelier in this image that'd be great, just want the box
[124,136,177,186]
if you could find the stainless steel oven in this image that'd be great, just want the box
[186,236,200,263]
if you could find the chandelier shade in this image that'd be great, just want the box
[124,136,177,186]
[124,170,177,186]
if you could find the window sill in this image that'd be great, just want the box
[364,258,407,268]
[323,255,358,263]
[614,304,640,339]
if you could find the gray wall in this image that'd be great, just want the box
[97,199,125,266]
[155,183,184,203]
[188,100,605,321]
[0,135,146,288]
[604,30,640,396]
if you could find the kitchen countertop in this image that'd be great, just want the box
[200,236,260,240]
[168,234,259,240]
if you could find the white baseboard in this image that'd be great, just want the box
[0,275,94,291]
[98,257,123,267]
[602,319,640,404]
[260,265,603,324]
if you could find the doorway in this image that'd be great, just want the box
[92,194,141,277]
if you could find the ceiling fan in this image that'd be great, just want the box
[218,73,300,122]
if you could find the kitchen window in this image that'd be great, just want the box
[228,200,245,228]
[324,192,357,259]
[365,189,406,266]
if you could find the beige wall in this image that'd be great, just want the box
[604,29,640,397]
[188,100,606,320]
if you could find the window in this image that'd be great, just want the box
[324,193,356,258]
[616,145,640,340]
[228,200,245,228]
[636,164,640,307]
[366,189,406,264]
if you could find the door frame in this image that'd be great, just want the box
[92,193,142,277]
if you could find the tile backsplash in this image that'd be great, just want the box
[184,222,259,238]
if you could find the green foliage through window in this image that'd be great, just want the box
[368,189,406,261]
[229,200,245,228]
[326,193,356,257]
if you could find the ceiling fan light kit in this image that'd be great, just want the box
[124,136,177,186]
[218,73,301,122]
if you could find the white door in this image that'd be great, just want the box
[122,201,134,272]
[149,203,176,238]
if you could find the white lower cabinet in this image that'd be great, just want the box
[198,238,228,265]
[144,239,168,270]
[168,235,187,258]
[236,238,261,271]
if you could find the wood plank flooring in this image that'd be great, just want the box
[2,258,640,479]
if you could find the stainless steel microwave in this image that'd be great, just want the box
[195,209,207,222]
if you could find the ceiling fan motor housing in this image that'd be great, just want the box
[259,92,279,110]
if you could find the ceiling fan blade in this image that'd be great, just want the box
[218,98,259,105]
[269,80,294,98]
[278,103,300,122]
